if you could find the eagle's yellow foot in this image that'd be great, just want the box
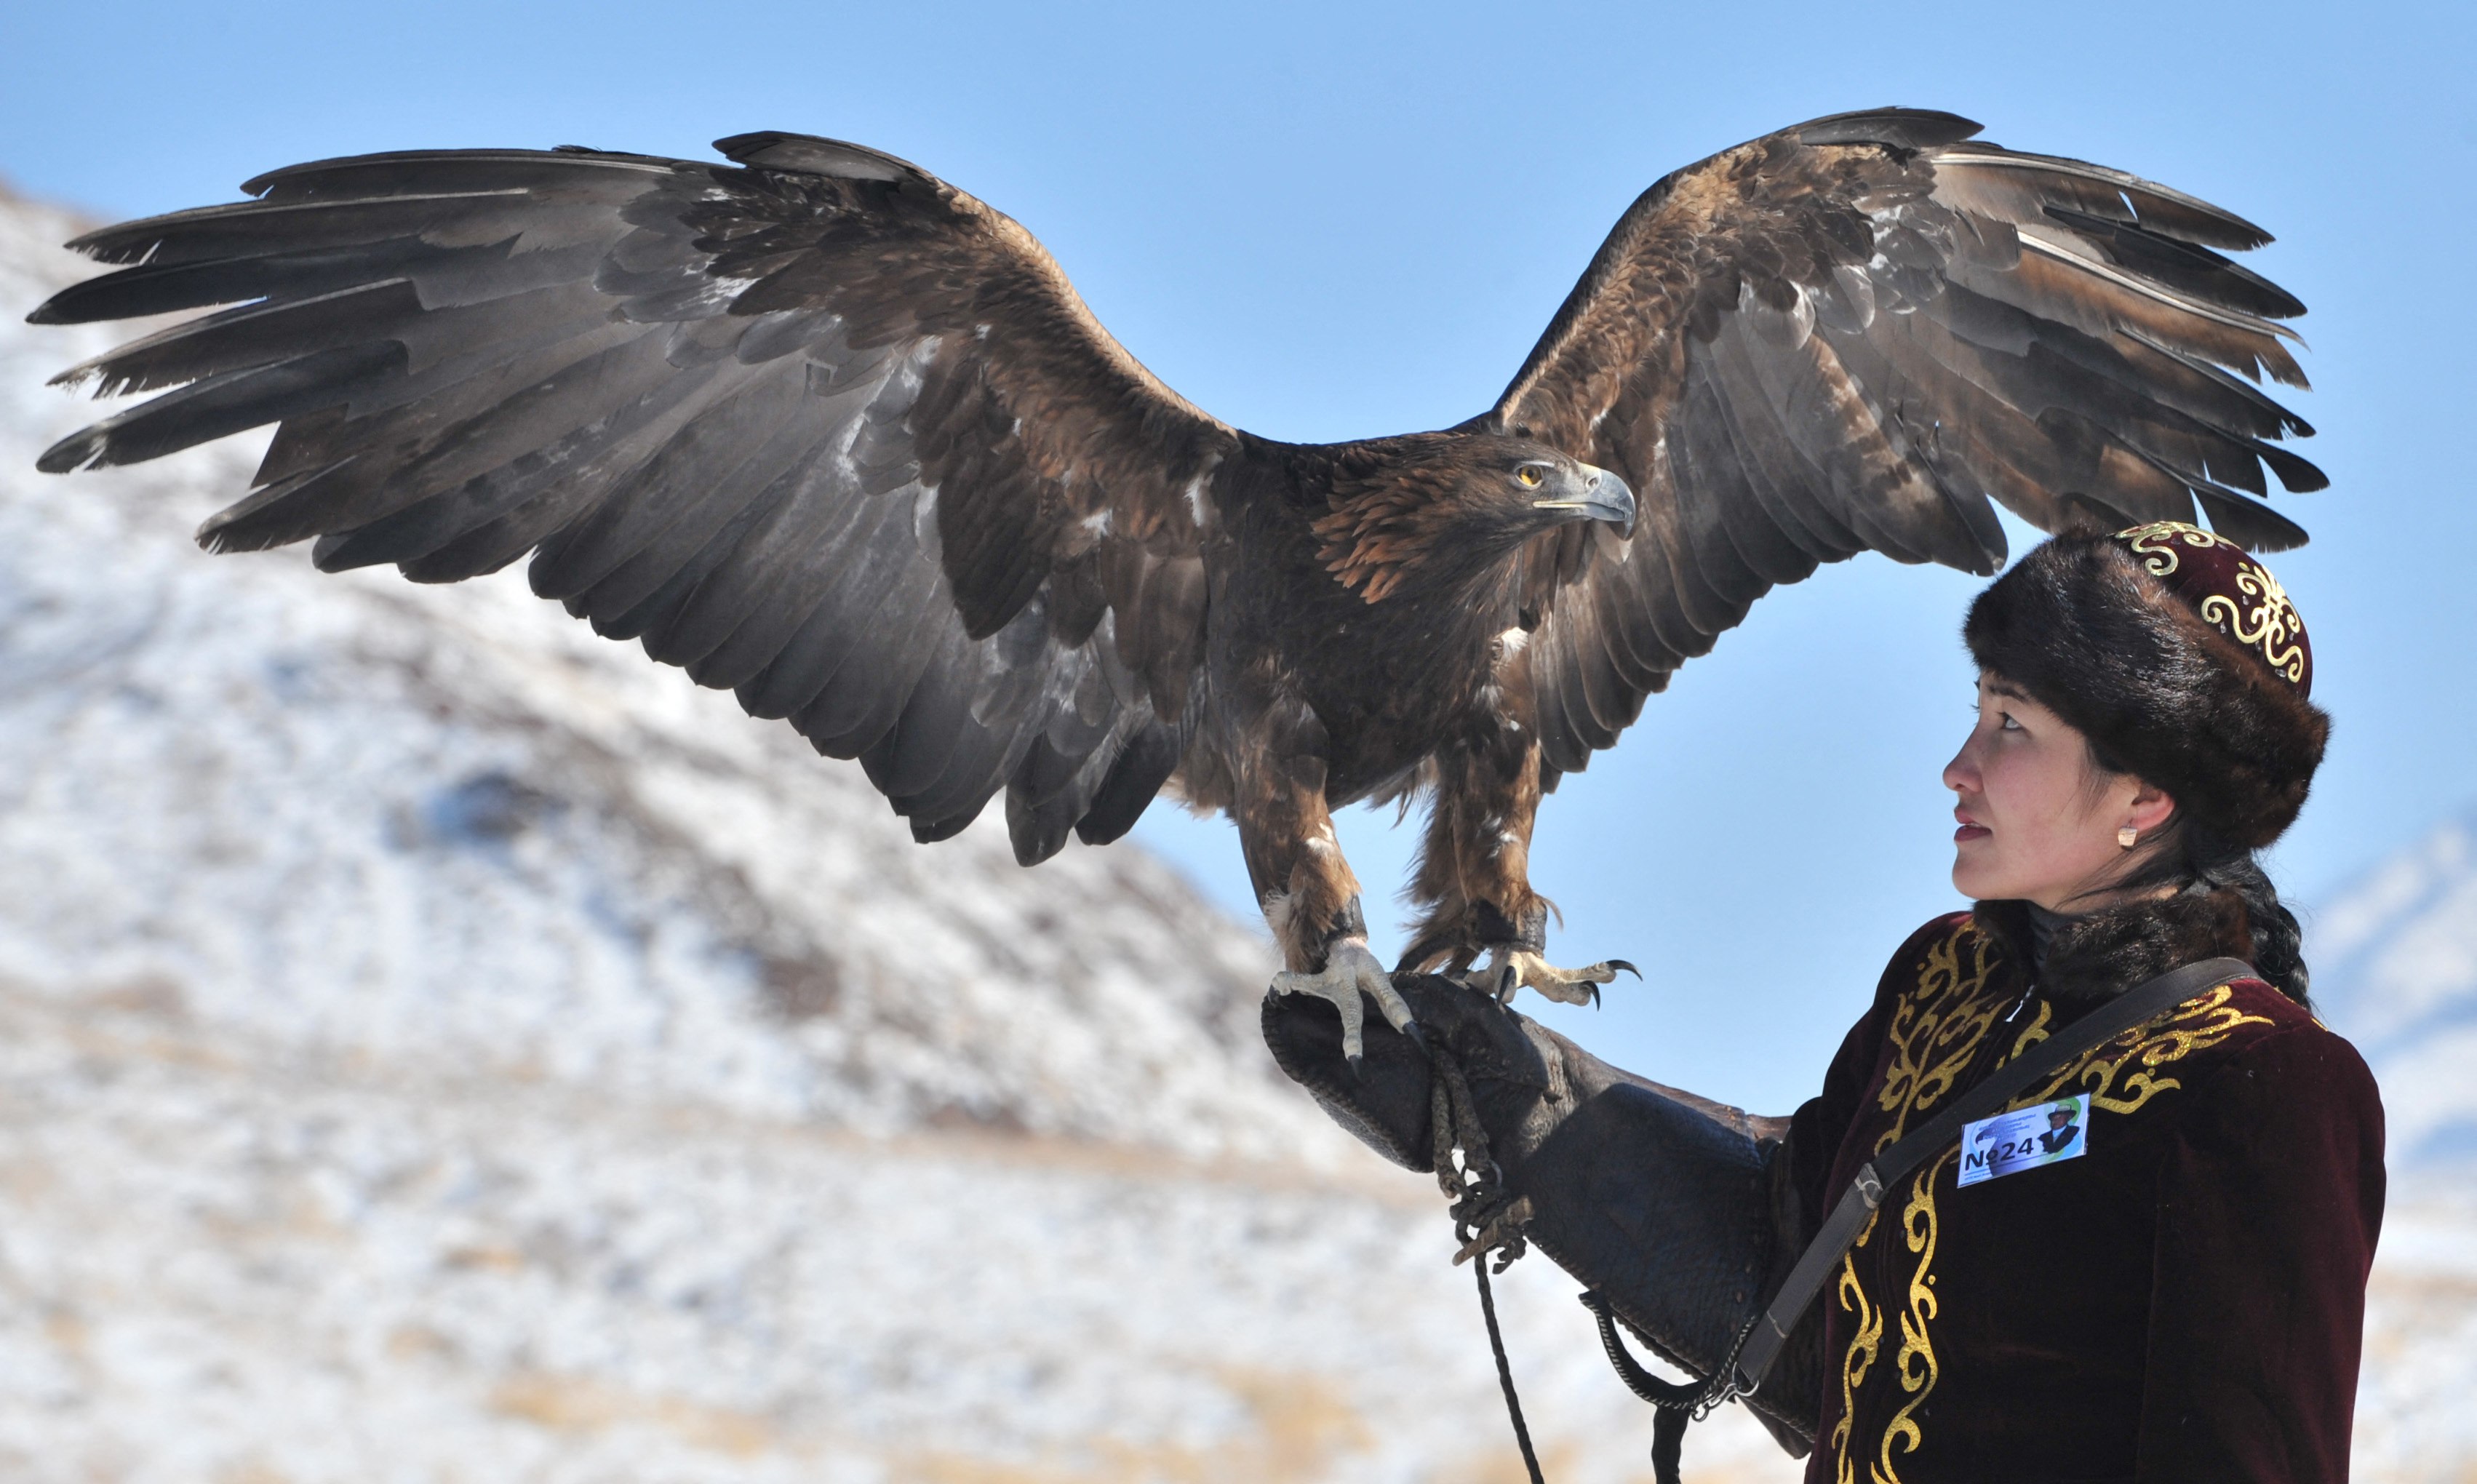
[1468,948,1640,1008]
[1271,936,1421,1070]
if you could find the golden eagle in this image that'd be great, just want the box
[32,108,2318,1059]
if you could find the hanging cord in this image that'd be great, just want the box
[1579,1290,1760,1484]
[1425,1034,1755,1484]
[1580,1290,1756,1422]
[1474,1250,1541,1484]
[1427,1045,1545,1484]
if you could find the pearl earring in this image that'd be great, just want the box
[2118,826,2139,849]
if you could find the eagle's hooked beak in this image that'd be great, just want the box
[1533,465,1636,539]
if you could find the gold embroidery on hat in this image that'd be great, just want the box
[2121,519,2217,576]
[2117,521,2307,685]
[2201,565,2308,684]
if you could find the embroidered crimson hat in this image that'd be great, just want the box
[2110,522,2313,697]
[1963,523,2330,848]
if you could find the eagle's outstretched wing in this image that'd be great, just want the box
[1492,108,2321,776]
[34,134,1238,862]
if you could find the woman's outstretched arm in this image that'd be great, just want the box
[1263,973,1892,1453]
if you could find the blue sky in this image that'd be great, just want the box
[8,0,2470,1112]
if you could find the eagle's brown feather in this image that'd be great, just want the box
[33,109,2321,978]
[1491,109,2318,797]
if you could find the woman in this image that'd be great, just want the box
[1266,522,2385,1483]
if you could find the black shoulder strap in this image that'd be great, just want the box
[1731,955,2254,1393]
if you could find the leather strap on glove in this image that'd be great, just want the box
[1262,976,1824,1453]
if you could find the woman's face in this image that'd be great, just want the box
[1942,673,2176,911]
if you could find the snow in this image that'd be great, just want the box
[2356,1184,2477,1483]
[2310,810,2477,1165]
[2301,815,2477,1478]
[1,184,2465,1482]
[0,978,1809,1483]
[0,186,1334,1166]
[0,188,1795,1483]
[2314,817,2477,1046]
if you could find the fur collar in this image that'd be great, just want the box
[1974,889,2254,1005]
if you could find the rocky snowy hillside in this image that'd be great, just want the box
[2310,810,2477,1169]
[0,187,1803,1481]
[0,188,1332,1167]
[2305,815,2477,1480]
[4,180,2468,1483]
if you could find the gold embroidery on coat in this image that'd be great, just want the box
[1830,1228,1886,1483]
[1873,929,2003,1141]
[1837,939,2276,1484]
[2007,984,2274,1115]
[2007,1000,2053,1061]
[1879,1148,1958,1484]
[1832,925,2005,1484]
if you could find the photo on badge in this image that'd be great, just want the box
[1958,1094,2089,1187]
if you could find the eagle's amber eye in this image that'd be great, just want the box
[1515,466,1544,488]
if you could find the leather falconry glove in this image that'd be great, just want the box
[1262,978,1824,1453]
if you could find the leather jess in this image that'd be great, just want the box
[1261,975,1825,1451]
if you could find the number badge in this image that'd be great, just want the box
[1958,1094,2088,1187]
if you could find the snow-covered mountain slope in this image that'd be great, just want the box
[2308,810,2477,1168]
[2302,814,2477,1479]
[0,186,1801,1482]
[0,187,1336,1165]
[2299,799,2477,1479]
[5,180,2465,1483]
[2356,1186,2477,1483]
[0,973,1814,1484]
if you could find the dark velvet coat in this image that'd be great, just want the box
[1782,905,2385,1483]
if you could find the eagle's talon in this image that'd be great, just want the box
[1272,936,1417,1064]
[1469,948,1639,1008]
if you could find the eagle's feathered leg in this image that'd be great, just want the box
[1397,738,1636,1006]
[1397,732,1547,974]
[1237,699,1416,1065]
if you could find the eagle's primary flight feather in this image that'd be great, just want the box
[32,109,2318,1026]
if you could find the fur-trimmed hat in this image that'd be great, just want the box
[1963,522,2329,848]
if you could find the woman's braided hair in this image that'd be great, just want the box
[2181,826,2308,1005]
[2092,778,2310,1005]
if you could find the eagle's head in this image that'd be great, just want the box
[1316,435,1635,603]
